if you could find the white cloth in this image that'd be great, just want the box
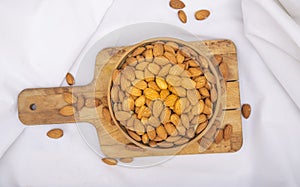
[0,0,300,186]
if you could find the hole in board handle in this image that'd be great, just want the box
[30,104,36,111]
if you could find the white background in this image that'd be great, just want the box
[0,0,299,186]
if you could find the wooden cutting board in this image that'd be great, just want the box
[18,39,242,158]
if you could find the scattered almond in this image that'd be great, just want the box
[195,10,210,21]
[66,73,75,86]
[59,105,75,116]
[223,124,233,140]
[178,10,187,23]
[242,104,251,119]
[47,128,63,139]
[169,0,185,9]
[102,157,117,166]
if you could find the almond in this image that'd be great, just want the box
[153,43,164,57]
[120,77,131,91]
[66,72,75,85]
[169,65,184,75]
[189,67,203,77]
[157,141,174,148]
[152,100,164,117]
[148,63,160,75]
[176,125,186,136]
[164,94,178,107]
[186,128,195,138]
[176,52,185,64]
[164,122,178,136]
[181,78,196,89]
[160,89,170,100]
[131,47,146,57]
[147,126,157,140]
[136,61,149,70]
[123,66,135,81]
[142,134,149,144]
[195,10,210,21]
[199,87,210,98]
[102,158,117,166]
[135,95,146,107]
[119,157,133,163]
[219,62,229,81]
[196,121,208,134]
[144,88,160,100]
[166,75,181,86]
[115,111,131,121]
[164,44,175,54]
[165,42,179,51]
[156,77,168,90]
[169,0,185,9]
[242,104,251,119]
[223,124,233,140]
[187,89,199,104]
[148,81,161,92]
[181,114,190,129]
[63,92,77,104]
[144,49,153,62]
[187,59,199,67]
[154,56,169,66]
[195,76,207,89]
[158,64,172,77]
[59,105,75,116]
[126,56,138,65]
[174,99,182,115]
[156,125,168,140]
[127,130,141,142]
[149,140,157,147]
[178,10,187,23]
[47,128,63,139]
[210,86,218,103]
[128,87,142,97]
[160,108,171,124]
[164,52,177,64]
[135,70,145,80]
[148,116,161,128]
[214,129,223,144]
[170,114,180,126]
[134,80,147,90]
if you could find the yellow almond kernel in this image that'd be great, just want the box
[156,77,168,90]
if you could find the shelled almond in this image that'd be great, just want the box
[110,40,220,148]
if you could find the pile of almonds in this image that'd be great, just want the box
[110,40,219,148]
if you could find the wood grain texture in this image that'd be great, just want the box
[18,39,242,158]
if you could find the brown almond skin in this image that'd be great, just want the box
[242,104,251,119]
[66,72,75,85]
[47,128,64,139]
[195,10,210,21]
[119,157,134,163]
[169,0,185,9]
[59,105,75,116]
[102,158,117,166]
[223,124,233,140]
[178,10,187,23]
[214,129,223,144]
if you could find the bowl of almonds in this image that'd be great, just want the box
[108,38,222,150]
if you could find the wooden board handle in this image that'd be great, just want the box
[18,86,97,125]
